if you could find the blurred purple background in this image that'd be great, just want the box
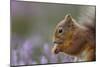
[11,0,95,66]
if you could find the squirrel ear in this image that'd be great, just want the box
[64,14,72,22]
[64,14,75,27]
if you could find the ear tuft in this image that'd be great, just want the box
[65,14,72,22]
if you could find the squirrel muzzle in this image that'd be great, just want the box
[52,40,64,54]
[52,44,61,54]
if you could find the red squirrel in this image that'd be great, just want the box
[52,13,95,61]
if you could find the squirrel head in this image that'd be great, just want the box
[52,14,78,55]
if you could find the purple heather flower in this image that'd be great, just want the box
[40,55,48,64]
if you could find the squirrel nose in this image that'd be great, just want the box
[53,40,63,44]
[53,41,57,44]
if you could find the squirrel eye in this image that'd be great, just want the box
[58,28,63,34]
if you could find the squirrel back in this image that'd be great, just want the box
[78,7,96,35]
